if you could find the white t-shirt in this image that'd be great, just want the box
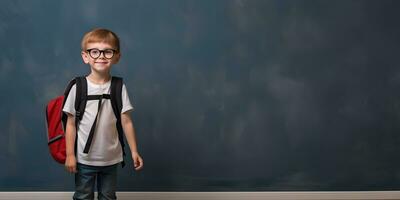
[62,78,134,166]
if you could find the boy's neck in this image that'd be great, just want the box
[87,72,111,84]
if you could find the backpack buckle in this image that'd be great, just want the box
[76,111,81,118]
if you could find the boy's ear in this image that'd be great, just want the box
[81,51,90,64]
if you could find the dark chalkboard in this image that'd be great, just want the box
[1,0,400,191]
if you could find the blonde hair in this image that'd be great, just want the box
[81,28,120,52]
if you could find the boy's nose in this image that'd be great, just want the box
[97,52,106,59]
[99,52,106,58]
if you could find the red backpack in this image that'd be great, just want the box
[45,76,127,166]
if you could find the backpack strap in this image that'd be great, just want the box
[110,76,126,168]
[74,76,87,156]
[75,77,87,122]
[60,77,86,158]
[65,76,126,167]
[61,78,77,131]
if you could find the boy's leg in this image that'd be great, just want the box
[96,163,118,200]
[73,163,97,200]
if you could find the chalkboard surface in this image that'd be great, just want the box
[1,0,400,191]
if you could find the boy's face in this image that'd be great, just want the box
[81,42,120,74]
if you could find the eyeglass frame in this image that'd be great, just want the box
[86,48,118,59]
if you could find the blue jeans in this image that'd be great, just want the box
[73,163,119,200]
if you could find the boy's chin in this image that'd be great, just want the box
[91,67,111,74]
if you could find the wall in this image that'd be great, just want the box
[1,0,400,191]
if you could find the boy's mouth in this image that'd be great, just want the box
[95,61,108,64]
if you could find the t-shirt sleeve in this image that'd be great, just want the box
[62,84,76,116]
[121,84,134,114]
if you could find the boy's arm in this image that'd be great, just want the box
[121,112,143,171]
[65,113,77,173]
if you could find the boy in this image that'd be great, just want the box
[63,28,143,200]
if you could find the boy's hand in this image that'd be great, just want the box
[132,152,143,171]
[65,155,77,173]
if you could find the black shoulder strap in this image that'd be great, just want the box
[75,77,87,121]
[61,77,87,158]
[75,76,87,156]
[110,76,126,167]
[61,78,77,132]
[110,76,123,116]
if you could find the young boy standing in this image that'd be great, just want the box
[63,28,143,200]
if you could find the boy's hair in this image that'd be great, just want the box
[81,28,120,52]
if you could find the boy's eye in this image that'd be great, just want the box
[91,49,100,54]
[104,49,114,54]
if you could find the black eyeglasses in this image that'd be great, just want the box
[86,48,117,59]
